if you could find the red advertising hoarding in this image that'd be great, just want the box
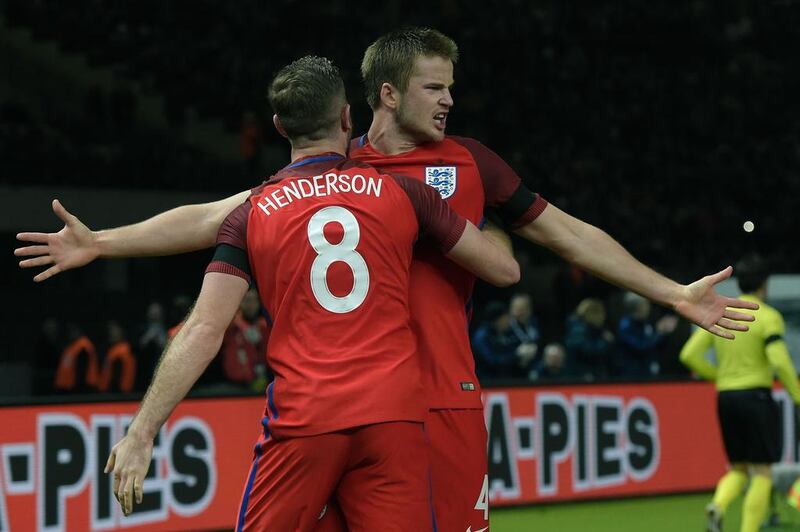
[1,382,797,530]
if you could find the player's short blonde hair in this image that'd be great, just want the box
[361,27,459,110]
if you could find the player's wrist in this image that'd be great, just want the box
[92,229,113,259]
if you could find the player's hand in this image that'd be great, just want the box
[15,199,99,282]
[104,431,153,516]
[674,266,759,340]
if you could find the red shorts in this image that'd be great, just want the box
[314,409,490,532]
[427,408,490,532]
[235,421,433,532]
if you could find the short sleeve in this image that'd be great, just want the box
[452,136,549,229]
[391,174,467,252]
[206,201,252,282]
[764,310,786,345]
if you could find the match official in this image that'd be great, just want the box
[680,255,800,532]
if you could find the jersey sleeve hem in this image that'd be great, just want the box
[509,194,549,229]
[206,261,251,283]
[440,217,468,253]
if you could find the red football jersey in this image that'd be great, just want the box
[349,135,548,408]
[207,154,466,438]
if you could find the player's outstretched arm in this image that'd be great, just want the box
[515,203,758,339]
[104,272,248,516]
[446,222,520,287]
[15,191,249,282]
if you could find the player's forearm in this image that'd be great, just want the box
[767,343,800,403]
[95,192,248,258]
[560,224,681,308]
[517,207,684,309]
[480,220,513,255]
[127,320,223,440]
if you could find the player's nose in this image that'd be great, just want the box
[440,89,454,108]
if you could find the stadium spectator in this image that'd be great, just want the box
[564,298,615,380]
[137,302,167,391]
[33,318,62,395]
[239,110,263,180]
[473,301,535,379]
[54,323,99,394]
[529,342,570,382]
[98,321,137,394]
[680,255,800,532]
[166,295,192,340]
[508,293,541,361]
[616,292,678,378]
[220,288,270,389]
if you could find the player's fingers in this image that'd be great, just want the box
[33,265,62,283]
[115,473,125,504]
[726,297,759,311]
[134,475,144,504]
[16,232,50,244]
[708,325,735,340]
[19,256,54,268]
[52,199,77,225]
[123,476,135,515]
[717,318,749,332]
[706,266,733,285]
[14,245,49,257]
[723,308,755,322]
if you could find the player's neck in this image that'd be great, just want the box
[367,111,418,155]
[289,140,346,163]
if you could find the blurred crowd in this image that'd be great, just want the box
[32,289,272,396]
[3,0,797,272]
[471,290,689,383]
[3,1,799,395]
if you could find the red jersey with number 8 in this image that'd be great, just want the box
[208,154,467,438]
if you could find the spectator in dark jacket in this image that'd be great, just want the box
[564,298,615,380]
[616,292,678,378]
[472,301,534,379]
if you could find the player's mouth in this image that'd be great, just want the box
[434,112,448,130]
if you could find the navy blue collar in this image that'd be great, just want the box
[286,154,345,169]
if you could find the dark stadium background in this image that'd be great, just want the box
[2,0,798,390]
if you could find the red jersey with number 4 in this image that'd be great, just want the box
[350,135,548,409]
[207,155,467,438]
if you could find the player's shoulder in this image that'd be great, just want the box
[758,301,784,323]
[445,135,490,153]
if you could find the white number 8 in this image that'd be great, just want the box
[307,206,370,313]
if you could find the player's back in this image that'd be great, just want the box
[232,156,429,438]
[713,294,784,391]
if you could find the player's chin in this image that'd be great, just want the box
[426,127,446,142]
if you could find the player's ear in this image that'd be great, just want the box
[341,104,352,133]
[379,83,400,111]
[272,114,289,139]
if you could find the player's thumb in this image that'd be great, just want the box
[707,265,733,285]
[52,199,77,226]
[104,450,115,474]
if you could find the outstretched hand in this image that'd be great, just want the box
[674,266,759,339]
[14,199,99,282]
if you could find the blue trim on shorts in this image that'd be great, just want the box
[422,425,438,532]
[237,443,265,532]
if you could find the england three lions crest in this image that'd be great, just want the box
[425,166,457,199]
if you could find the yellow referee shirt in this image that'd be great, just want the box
[679,294,800,401]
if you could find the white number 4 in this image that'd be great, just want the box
[474,474,489,521]
[307,206,370,314]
